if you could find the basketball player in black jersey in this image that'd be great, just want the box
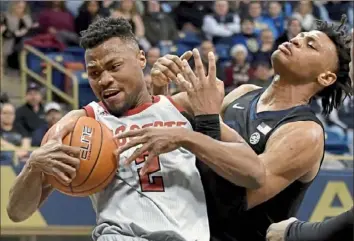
[265,29,354,241]
[115,17,353,240]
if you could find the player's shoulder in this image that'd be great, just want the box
[269,121,324,147]
[221,84,262,115]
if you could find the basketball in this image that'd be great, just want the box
[41,116,118,197]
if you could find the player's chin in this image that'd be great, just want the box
[271,51,290,67]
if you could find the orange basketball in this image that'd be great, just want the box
[41,116,118,197]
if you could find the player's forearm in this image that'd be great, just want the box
[7,162,49,222]
[286,208,354,241]
[179,129,265,189]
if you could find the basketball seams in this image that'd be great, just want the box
[71,120,104,192]
[63,167,116,197]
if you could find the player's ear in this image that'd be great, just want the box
[317,71,337,87]
[138,50,147,69]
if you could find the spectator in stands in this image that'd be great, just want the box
[275,17,302,48]
[224,44,251,93]
[324,1,353,27]
[232,18,260,60]
[254,28,276,65]
[75,1,101,35]
[190,40,225,80]
[202,0,241,44]
[31,102,62,147]
[15,83,45,139]
[247,1,279,39]
[144,47,160,75]
[292,1,316,31]
[2,1,37,69]
[111,0,145,39]
[248,61,273,88]
[99,0,119,17]
[267,1,286,37]
[66,0,85,17]
[38,1,78,45]
[143,0,178,52]
[1,102,30,158]
[173,1,212,33]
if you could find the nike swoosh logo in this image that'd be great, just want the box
[232,103,245,109]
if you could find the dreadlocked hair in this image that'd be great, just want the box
[315,14,352,115]
[79,17,138,50]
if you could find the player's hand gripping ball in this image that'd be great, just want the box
[41,117,118,197]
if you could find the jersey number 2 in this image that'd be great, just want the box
[135,153,165,192]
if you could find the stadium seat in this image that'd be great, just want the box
[215,43,231,62]
[42,52,76,91]
[170,43,190,57]
[63,46,85,63]
[71,70,97,107]
[177,32,202,49]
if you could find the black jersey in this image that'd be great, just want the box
[198,88,325,241]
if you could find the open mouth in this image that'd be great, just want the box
[102,90,120,100]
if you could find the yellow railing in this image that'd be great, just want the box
[20,45,79,109]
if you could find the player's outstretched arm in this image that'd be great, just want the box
[266,207,353,241]
[7,110,84,222]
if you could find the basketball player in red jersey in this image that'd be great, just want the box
[7,17,264,241]
[115,16,353,240]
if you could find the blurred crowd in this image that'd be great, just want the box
[0,0,353,165]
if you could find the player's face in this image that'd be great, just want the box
[272,30,339,86]
[85,37,147,117]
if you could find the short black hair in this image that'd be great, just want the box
[315,15,352,115]
[80,17,138,50]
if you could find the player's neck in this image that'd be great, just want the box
[258,75,312,112]
[135,91,153,107]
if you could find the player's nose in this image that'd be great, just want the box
[289,37,301,48]
[99,71,114,87]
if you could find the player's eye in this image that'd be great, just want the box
[111,64,121,71]
[308,41,316,50]
[89,71,100,78]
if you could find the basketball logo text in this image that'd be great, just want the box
[115,121,187,145]
[80,126,93,160]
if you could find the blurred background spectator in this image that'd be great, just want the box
[38,1,78,46]
[111,0,145,40]
[292,0,316,31]
[224,44,251,93]
[232,17,260,60]
[1,102,30,159]
[275,17,302,47]
[31,102,63,146]
[202,0,241,44]
[14,83,45,139]
[143,0,178,53]
[247,1,279,39]
[173,1,212,33]
[2,1,38,69]
[144,46,161,75]
[75,0,101,35]
[248,61,273,88]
